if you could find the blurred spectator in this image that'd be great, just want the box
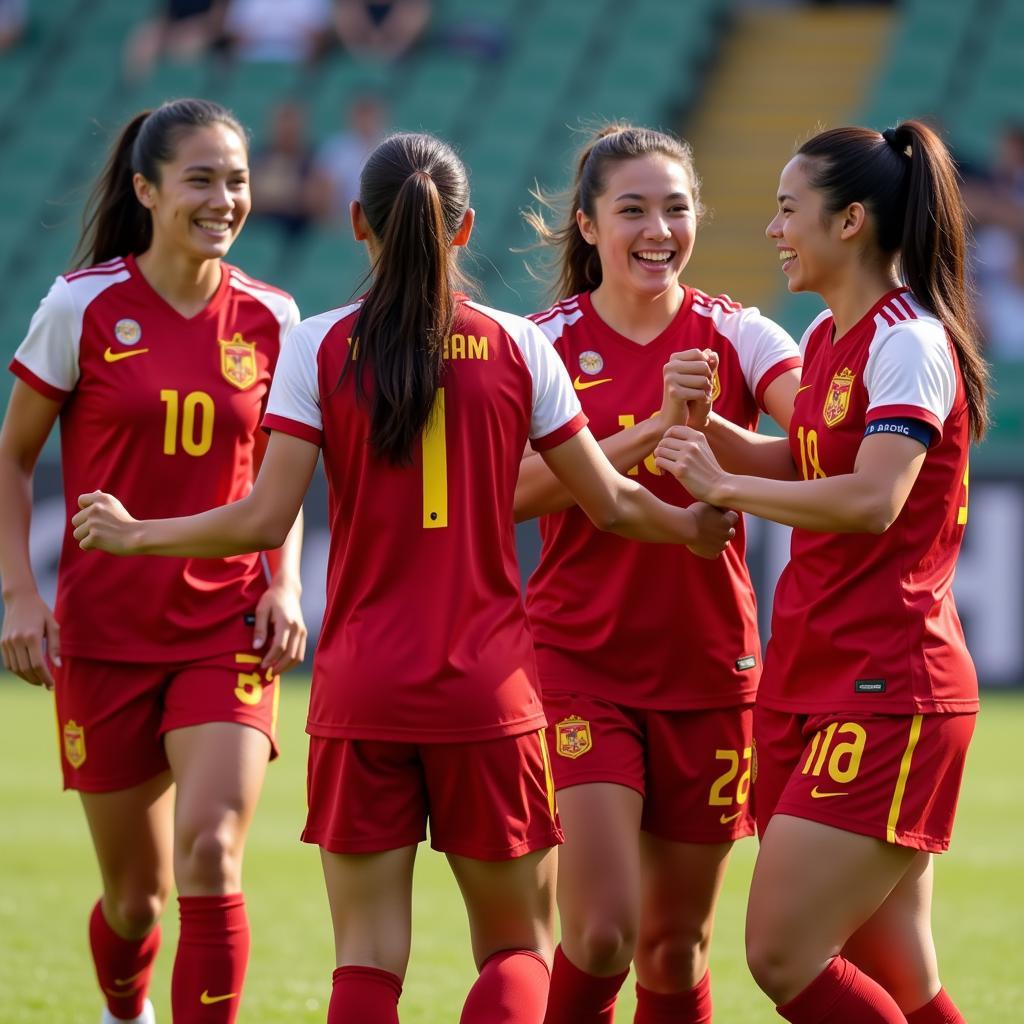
[963,124,1024,360]
[0,0,26,52]
[333,0,430,62]
[222,0,335,63]
[122,0,218,82]
[310,94,388,225]
[250,101,318,247]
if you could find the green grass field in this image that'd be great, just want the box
[1,677,1020,1022]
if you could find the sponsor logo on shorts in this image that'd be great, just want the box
[810,785,848,799]
[735,654,757,671]
[855,679,886,693]
[63,719,86,769]
[555,715,592,759]
[200,991,237,1005]
[719,810,743,824]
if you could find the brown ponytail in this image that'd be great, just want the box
[345,132,471,465]
[798,120,990,440]
[524,123,703,302]
[72,98,248,269]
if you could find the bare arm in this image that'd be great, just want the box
[0,382,63,687]
[515,349,716,521]
[251,428,308,673]
[539,427,736,554]
[655,426,927,535]
[73,432,320,558]
[699,368,802,481]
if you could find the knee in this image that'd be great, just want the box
[745,930,803,1005]
[636,922,710,990]
[177,824,241,891]
[107,889,167,939]
[570,919,637,976]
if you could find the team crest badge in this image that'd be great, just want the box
[710,368,721,402]
[113,319,142,345]
[63,720,86,769]
[555,715,592,759]
[219,333,258,390]
[822,367,855,427]
[578,350,604,375]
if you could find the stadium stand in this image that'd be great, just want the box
[0,0,1021,461]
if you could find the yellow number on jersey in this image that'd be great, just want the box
[422,387,448,528]
[160,389,215,457]
[796,425,826,480]
[617,412,662,477]
[957,463,969,526]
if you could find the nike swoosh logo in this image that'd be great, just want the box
[112,968,147,987]
[103,347,150,362]
[810,786,848,799]
[573,375,613,391]
[200,991,238,1005]
[719,810,744,824]
[796,384,813,394]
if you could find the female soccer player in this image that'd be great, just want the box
[0,99,306,1024]
[655,121,987,1024]
[515,125,801,1024]
[69,131,739,1024]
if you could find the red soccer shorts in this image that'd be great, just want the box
[543,691,755,843]
[302,729,563,860]
[54,651,281,792]
[753,705,976,852]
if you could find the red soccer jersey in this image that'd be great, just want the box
[10,255,299,661]
[525,289,801,709]
[761,288,978,715]
[263,296,586,742]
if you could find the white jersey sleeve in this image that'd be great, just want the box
[864,321,957,437]
[12,276,83,396]
[469,301,585,449]
[263,308,349,445]
[731,307,801,400]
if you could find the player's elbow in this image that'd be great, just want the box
[855,495,901,535]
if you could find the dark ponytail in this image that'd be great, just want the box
[798,120,990,440]
[72,98,248,269]
[346,132,471,465]
[524,123,703,302]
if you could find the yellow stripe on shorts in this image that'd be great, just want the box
[539,729,557,821]
[886,714,923,844]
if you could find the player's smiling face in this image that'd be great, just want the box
[578,154,697,299]
[135,123,251,262]
[766,155,845,295]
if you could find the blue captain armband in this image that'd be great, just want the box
[863,417,935,448]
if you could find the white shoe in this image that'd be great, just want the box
[101,999,155,1024]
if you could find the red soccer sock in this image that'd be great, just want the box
[171,893,250,1023]
[635,969,713,1024]
[328,965,402,1023]
[905,988,966,1024]
[776,956,906,1022]
[543,944,628,1024]
[89,899,161,1020]
[461,949,551,1024]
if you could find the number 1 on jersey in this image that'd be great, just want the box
[422,387,447,528]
